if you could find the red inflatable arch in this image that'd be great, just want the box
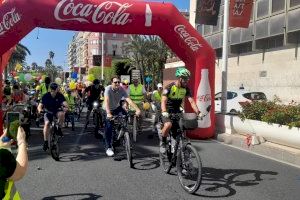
[0,0,215,139]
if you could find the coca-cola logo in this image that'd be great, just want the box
[197,94,211,102]
[54,0,133,25]
[174,25,202,52]
[233,0,245,16]
[0,8,21,36]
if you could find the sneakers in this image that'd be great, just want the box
[160,142,167,154]
[56,127,63,137]
[106,148,114,157]
[43,141,49,151]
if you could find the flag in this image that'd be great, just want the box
[229,0,253,28]
[195,0,221,26]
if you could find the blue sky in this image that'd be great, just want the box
[21,0,190,70]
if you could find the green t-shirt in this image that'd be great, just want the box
[0,149,16,199]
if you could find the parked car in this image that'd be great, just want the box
[214,90,267,113]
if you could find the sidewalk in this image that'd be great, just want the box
[215,133,300,169]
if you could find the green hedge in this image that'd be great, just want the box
[238,96,300,128]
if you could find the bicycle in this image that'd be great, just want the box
[43,110,62,161]
[111,114,133,168]
[159,113,202,194]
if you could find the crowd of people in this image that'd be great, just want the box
[0,67,202,198]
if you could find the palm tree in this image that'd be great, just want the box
[6,43,31,79]
[31,62,38,70]
[123,35,171,86]
[49,51,55,64]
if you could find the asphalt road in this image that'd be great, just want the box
[15,114,300,200]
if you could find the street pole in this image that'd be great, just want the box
[101,32,104,80]
[221,0,229,114]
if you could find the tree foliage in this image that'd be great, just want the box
[123,35,172,87]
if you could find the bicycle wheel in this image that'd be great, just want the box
[132,116,137,142]
[176,144,202,194]
[49,127,60,161]
[159,144,172,174]
[124,132,133,168]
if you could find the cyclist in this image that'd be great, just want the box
[151,83,163,132]
[128,78,147,129]
[103,75,141,157]
[160,67,200,154]
[37,83,69,151]
[36,76,51,100]
[83,79,105,129]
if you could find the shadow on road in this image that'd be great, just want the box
[42,193,102,200]
[195,167,278,198]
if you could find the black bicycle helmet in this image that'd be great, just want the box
[49,82,58,90]
[93,79,100,85]
[44,76,51,85]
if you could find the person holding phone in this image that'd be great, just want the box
[0,127,28,199]
[37,82,69,151]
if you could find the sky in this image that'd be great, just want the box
[20,0,190,70]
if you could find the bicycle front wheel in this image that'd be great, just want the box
[124,132,133,168]
[49,127,60,161]
[176,144,202,194]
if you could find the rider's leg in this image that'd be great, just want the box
[104,112,114,156]
[43,114,51,151]
[160,117,172,154]
[84,105,92,129]
[57,111,65,136]
[57,111,65,127]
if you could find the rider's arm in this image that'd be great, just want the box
[104,95,111,115]
[161,95,168,113]
[187,97,200,115]
[125,97,141,113]
[37,102,43,113]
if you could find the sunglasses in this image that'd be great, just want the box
[113,81,120,84]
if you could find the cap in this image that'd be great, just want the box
[157,83,163,88]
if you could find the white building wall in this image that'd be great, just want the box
[215,47,300,103]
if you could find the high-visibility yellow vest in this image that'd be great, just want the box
[168,85,186,100]
[3,181,21,200]
[64,94,75,111]
[129,84,144,104]
[152,90,162,102]
[38,83,50,99]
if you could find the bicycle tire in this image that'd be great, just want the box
[132,116,137,142]
[94,113,99,136]
[49,127,60,161]
[159,144,172,174]
[176,144,202,194]
[124,132,133,168]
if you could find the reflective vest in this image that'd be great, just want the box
[167,85,186,100]
[39,83,50,98]
[129,84,144,104]
[3,181,21,200]
[152,90,162,102]
[64,94,75,111]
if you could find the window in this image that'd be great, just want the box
[257,0,269,18]
[290,0,300,7]
[95,33,99,37]
[113,33,117,38]
[272,0,285,13]
[243,92,267,100]
[91,49,98,55]
[204,25,212,35]
[124,34,127,38]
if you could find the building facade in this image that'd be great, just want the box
[188,0,300,103]
[68,32,130,78]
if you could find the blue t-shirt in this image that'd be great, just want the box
[42,92,66,113]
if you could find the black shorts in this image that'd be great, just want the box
[161,115,181,138]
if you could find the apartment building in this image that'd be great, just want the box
[68,32,130,78]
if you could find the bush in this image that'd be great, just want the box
[238,96,300,128]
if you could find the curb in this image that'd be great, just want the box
[215,133,300,169]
